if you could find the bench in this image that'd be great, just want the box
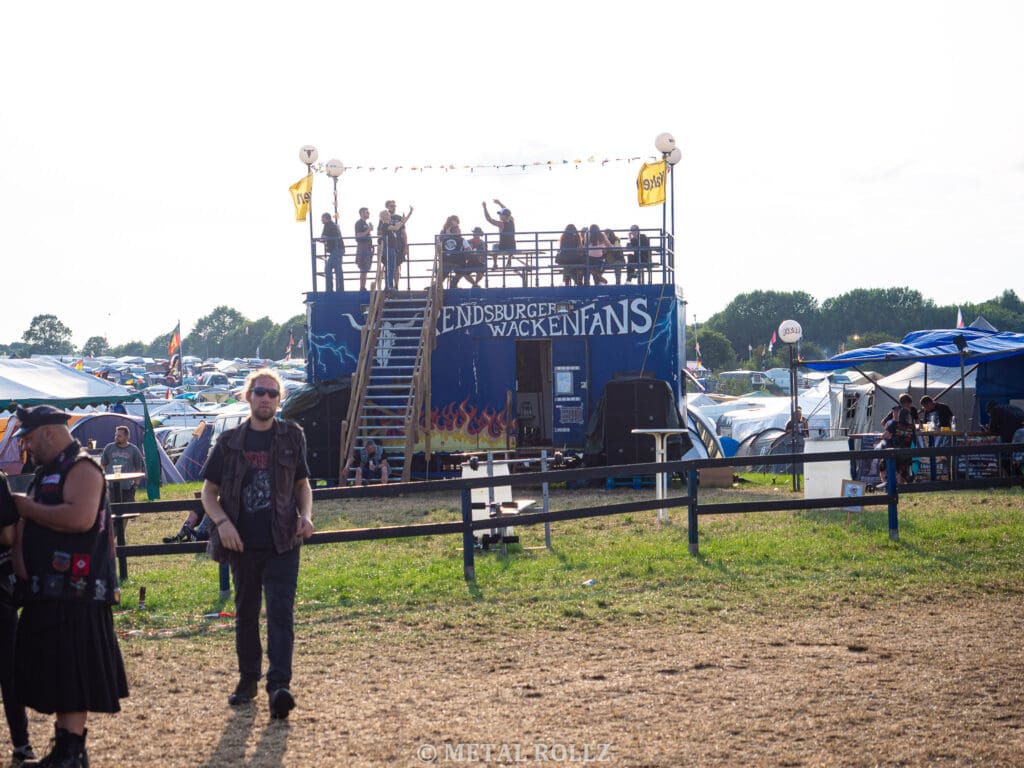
[489,250,540,287]
[461,460,535,548]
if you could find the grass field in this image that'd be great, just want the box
[117,477,1024,636]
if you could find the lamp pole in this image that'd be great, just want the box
[325,158,345,224]
[666,146,681,268]
[654,133,681,279]
[325,158,345,292]
[778,320,804,492]
[299,144,319,290]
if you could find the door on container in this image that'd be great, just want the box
[550,338,589,448]
[515,340,552,447]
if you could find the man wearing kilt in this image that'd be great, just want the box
[10,405,128,768]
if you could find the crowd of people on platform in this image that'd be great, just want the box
[315,197,657,292]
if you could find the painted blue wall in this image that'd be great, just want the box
[306,284,684,451]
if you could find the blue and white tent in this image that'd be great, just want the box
[804,327,1024,431]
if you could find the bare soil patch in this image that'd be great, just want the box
[31,594,1023,767]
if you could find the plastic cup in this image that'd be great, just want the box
[113,464,123,477]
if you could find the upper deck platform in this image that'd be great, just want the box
[309,227,675,293]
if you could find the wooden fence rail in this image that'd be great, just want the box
[111,442,1024,584]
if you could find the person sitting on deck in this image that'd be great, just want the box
[626,225,652,284]
[584,224,611,285]
[556,224,585,286]
[603,228,625,285]
[438,215,479,289]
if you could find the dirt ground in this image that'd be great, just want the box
[22,594,1022,767]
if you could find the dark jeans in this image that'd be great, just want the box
[325,254,343,292]
[384,245,397,290]
[0,602,28,747]
[230,547,300,693]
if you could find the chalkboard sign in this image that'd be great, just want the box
[956,436,1001,479]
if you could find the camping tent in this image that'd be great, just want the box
[711,381,835,444]
[0,358,162,498]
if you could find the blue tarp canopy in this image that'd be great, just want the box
[804,328,1024,371]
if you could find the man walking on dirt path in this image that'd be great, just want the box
[200,369,314,720]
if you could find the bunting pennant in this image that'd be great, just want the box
[956,307,964,329]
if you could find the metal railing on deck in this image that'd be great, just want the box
[311,227,675,292]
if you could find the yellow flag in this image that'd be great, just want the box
[289,173,313,222]
[636,160,667,207]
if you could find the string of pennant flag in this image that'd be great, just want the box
[290,157,673,220]
[303,155,665,175]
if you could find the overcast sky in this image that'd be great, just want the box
[2,0,1020,350]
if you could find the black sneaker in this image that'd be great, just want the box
[12,744,36,765]
[269,688,295,720]
[162,524,197,544]
[228,679,258,706]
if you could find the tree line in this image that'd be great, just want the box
[1,306,307,362]
[690,288,1024,373]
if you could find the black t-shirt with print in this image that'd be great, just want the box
[204,428,309,551]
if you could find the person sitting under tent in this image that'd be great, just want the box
[879,407,917,484]
[784,407,809,438]
[984,401,1024,443]
[919,396,953,429]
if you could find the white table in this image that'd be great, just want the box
[631,428,690,522]
[104,472,146,483]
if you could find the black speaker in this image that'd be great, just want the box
[600,379,690,465]
[281,382,351,481]
[603,380,662,464]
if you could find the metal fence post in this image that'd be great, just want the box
[687,467,700,556]
[461,487,476,581]
[541,450,551,549]
[885,456,899,541]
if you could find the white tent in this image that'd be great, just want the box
[873,361,977,430]
[0,358,162,497]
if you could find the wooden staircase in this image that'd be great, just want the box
[340,256,443,482]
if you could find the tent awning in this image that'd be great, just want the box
[804,328,1024,371]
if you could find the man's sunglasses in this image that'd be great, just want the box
[251,387,280,399]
